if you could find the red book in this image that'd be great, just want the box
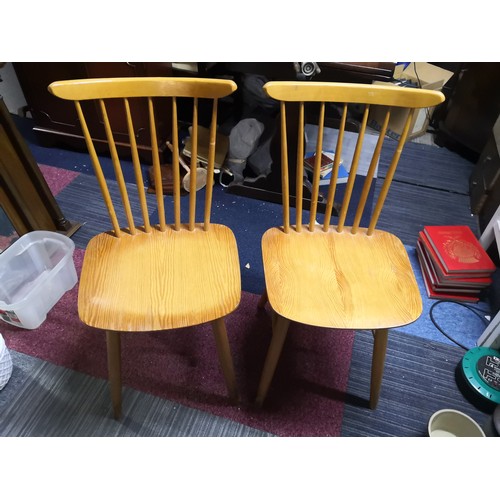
[423,225,496,275]
[418,234,492,286]
[416,249,480,303]
[304,152,335,173]
[416,241,483,292]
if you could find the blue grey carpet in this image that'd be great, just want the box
[379,139,474,195]
[341,328,489,436]
[374,180,477,246]
[0,351,272,437]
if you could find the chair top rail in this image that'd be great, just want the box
[48,77,237,101]
[264,81,445,108]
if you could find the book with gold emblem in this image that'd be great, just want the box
[422,225,496,275]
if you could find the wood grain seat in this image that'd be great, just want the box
[79,226,241,332]
[262,226,421,330]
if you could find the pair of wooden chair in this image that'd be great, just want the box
[48,77,444,419]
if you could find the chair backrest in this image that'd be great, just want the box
[48,77,237,236]
[263,81,445,235]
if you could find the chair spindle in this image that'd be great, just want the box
[189,98,198,231]
[337,104,370,232]
[323,103,348,231]
[368,108,415,235]
[74,101,122,237]
[124,98,151,233]
[280,102,290,233]
[295,101,305,232]
[148,97,166,231]
[308,102,325,232]
[171,97,181,230]
[351,107,391,234]
[100,99,136,235]
[204,99,218,230]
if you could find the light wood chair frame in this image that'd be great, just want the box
[256,81,445,409]
[48,77,240,419]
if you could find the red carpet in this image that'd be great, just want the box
[39,164,80,195]
[2,248,355,436]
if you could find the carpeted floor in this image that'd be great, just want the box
[1,249,355,437]
[0,350,273,437]
[342,329,489,436]
[0,116,495,438]
[2,327,489,437]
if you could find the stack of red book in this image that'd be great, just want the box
[416,225,496,303]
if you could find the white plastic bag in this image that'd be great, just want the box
[0,333,13,390]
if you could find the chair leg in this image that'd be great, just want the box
[211,317,239,403]
[370,328,389,409]
[257,289,268,309]
[255,313,291,407]
[106,330,122,420]
[271,310,278,333]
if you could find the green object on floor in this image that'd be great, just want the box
[459,347,500,407]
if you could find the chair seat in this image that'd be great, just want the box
[262,226,422,330]
[78,225,241,331]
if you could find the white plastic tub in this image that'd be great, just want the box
[428,409,485,437]
[0,231,77,329]
[0,333,13,390]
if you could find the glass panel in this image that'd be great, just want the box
[0,205,19,253]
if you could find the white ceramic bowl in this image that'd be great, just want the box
[428,409,485,437]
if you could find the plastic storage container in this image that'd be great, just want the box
[428,409,485,437]
[0,231,77,329]
[0,333,13,390]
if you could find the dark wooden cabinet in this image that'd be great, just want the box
[470,131,500,232]
[13,62,173,160]
[435,63,500,162]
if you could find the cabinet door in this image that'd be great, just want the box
[438,63,500,157]
[470,135,500,215]
[13,62,173,160]
[14,62,91,138]
[82,63,171,152]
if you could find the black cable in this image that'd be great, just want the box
[429,299,490,351]
[413,62,422,88]
[412,62,433,124]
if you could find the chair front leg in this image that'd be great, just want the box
[255,313,291,407]
[211,317,239,403]
[106,330,122,420]
[370,328,389,409]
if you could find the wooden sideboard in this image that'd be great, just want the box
[13,62,174,161]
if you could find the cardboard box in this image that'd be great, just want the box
[369,63,454,141]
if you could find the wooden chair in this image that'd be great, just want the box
[256,81,445,409]
[48,77,240,419]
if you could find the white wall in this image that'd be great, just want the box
[0,63,28,115]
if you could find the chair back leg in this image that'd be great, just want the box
[370,328,389,409]
[106,330,122,419]
[257,290,269,309]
